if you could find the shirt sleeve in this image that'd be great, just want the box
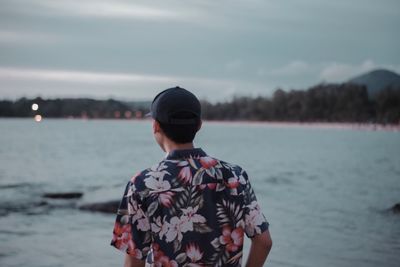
[242,170,269,238]
[110,181,152,260]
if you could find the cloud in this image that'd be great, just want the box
[0,30,61,44]
[33,0,191,21]
[268,61,311,76]
[319,60,379,82]
[0,67,272,101]
[253,61,319,91]
[256,60,400,89]
[0,67,172,84]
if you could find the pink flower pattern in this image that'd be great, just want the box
[111,148,268,266]
[219,226,244,252]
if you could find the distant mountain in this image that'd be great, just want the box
[348,69,400,96]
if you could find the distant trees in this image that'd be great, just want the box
[374,87,400,124]
[201,84,400,124]
[1,83,399,124]
[0,97,147,119]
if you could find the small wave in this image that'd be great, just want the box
[0,230,32,236]
[0,201,48,217]
[86,185,103,191]
[270,259,309,267]
[264,176,294,185]
[0,182,32,189]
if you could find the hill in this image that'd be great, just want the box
[348,69,400,96]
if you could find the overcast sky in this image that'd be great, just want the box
[0,0,399,101]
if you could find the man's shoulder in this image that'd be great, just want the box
[128,160,173,186]
[211,157,247,175]
[128,155,249,187]
[218,158,244,171]
[197,155,250,183]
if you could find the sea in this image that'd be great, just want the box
[0,119,399,267]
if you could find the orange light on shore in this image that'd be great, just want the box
[124,110,132,119]
[135,110,143,119]
[32,103,39,111]
[114,110,121,118]
[34,115,42,122]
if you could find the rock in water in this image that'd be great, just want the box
[390,203,400,214]
[42,192,84,199]
[79,200,120,214]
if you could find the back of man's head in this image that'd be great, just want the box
[149,87,201,144]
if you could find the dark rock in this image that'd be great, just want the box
[42,192,83,199]
[389,203,400,214]
[79,200,120,214]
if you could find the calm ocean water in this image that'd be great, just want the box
[0,119,399,267]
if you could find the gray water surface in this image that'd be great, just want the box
[0,119,399,267]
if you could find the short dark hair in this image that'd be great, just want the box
[158,112,201,143]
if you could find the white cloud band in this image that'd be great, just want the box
[0,67,271,101]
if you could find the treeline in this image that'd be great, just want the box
[202,84,400,124]
[0,83,399,124]
[0,98,148,119]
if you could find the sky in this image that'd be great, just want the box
[0,0,399,102]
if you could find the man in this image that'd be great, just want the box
[111,87,272,267]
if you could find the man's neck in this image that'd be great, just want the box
[164,142,195,154]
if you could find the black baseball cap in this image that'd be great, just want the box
[148,86,201,125]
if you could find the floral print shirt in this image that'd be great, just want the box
[111,148,269,267]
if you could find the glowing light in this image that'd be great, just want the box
[124,110,132,119]
[34,114,42,122]
[32,103,39,111]
[114,110,121,118]
[135,110,143,119]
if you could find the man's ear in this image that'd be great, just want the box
[153,119,161,134]
[152,120,158,134]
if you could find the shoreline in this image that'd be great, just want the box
[204,120,400,132]
[1,117,399,132]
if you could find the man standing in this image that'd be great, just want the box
[111,87,272,267]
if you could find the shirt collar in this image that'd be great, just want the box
[165,148,207,160]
